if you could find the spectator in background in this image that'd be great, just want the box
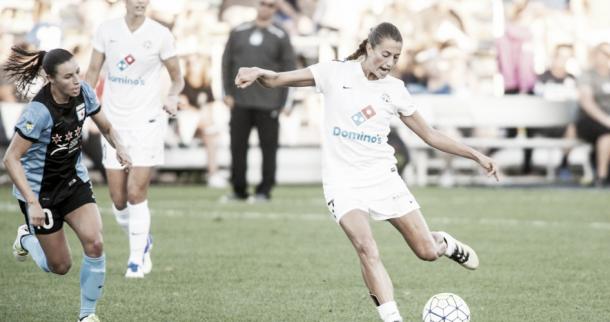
[177,54,227,188]
[532,44,578,178]
[576,42,610,187]
[222,0,296,202]
[496,0,537,95]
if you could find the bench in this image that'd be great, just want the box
[402,95,593,186]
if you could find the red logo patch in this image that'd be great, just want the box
[361,105,376,119]
[125,55,135,65]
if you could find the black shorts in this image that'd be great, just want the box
[18,180,96,235]
[577,113,610,144]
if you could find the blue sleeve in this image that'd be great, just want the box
[14,102,52,142]
[81,81,101,116]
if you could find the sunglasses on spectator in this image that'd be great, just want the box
[260,1,276,8]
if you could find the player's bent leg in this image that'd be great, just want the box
[388,209,442,262]
[436,231,479,270]
[36,229,73,274]
[65,203,106,321]
[340,210,402,322]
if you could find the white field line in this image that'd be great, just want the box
[1,200,608,230]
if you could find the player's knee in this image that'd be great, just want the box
[49,261,72,275]
[354,238,380,264]
[414,244,440,262]
[84,238,104,258]
[110,192,127,209]
[126,189,146,204]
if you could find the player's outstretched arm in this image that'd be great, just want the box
[91,110,132,169]
[401,111,499,181]
[235,67,314,89]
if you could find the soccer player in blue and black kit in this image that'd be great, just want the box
[2,46,131,322]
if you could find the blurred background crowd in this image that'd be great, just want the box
[1,0,609,187]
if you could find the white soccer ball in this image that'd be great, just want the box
[422,293,470,322]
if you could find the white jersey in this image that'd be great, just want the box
[92,17,176,128]
[309,60,417,188]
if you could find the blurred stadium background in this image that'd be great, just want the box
[1,0,610,186]
[0,0,609,321]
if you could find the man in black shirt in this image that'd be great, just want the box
[222,0,296,201]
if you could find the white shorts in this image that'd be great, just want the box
[102,117,167,169]
[323,174,420,224]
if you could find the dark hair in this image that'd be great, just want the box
[346,22,403,61]
[2,46,73,96]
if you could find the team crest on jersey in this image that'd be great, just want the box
[116,54,136,71]
[143,40,152,49]
[25,122,34,132]
[381,93,391,103]
[76,103,85,121]
[351,105,377,126]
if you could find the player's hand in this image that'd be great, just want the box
[116,145,132,171]
[476,153,499,182]
[223,95,235,109]
[235,67,260,89]
[163,94,179,117]
[27,201,45,228]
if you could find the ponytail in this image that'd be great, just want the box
[345,22,403,61]
[346,39,368,61]
[2,46,46,96]
[2,46,74,97]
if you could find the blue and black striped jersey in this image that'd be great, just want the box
[13,81,100,203]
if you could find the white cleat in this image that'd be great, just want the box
[79,313,100,322]
[124,262,145,278]
[439,231,479,270]
[142,235,153,275]
[13,225,30,262]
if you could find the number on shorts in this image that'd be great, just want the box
[42,209,54,229]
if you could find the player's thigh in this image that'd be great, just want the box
[65,203,103,256]
[339,210,378,253]
[388,209,437,256]
[36,229,72,271]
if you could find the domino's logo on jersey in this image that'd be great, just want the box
[351,105,377,126]
[116,54,136,71]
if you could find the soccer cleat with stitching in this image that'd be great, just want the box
[439,231,479,270]
[13,225,30,261]
[142,234,153,275]
[124,262,144,278]
[79,313,100,322]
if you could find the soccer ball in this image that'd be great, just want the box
[422,293,470,322]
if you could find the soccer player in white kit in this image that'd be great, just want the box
[235,22,499,322]
[85,0,184,278]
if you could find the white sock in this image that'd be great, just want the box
[439,231,456,256]
[127,200,150,266]
[112,204,129,235]
[377,301,402,322]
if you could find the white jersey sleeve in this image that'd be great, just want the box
[159,28,176,61]
[394,84,417,117]
[308,61,338,94]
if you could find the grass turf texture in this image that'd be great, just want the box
[1,185,609,321]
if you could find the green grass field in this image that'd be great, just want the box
[1,185,609,322]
